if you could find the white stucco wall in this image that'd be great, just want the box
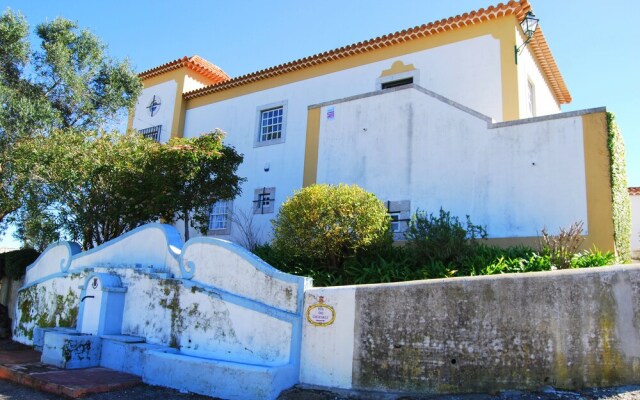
[315,87,587,238]
[631,194,640,258]
[183,35,503,242]
[132,80,177,143]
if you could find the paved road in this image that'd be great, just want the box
[0,379,639,400]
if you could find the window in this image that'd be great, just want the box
[208,200,232,235]
[376,67,419,91]
[381,77,413,90]
[253,187,276,214]
[255,101,287,147]
[527,79,536,117]
[138,125,162,142]
[389,212,401,233]
[386,200,411,240]
[260,107,283,142]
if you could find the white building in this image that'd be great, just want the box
[128,0,621,254]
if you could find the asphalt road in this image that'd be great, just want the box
[0,379,640,400]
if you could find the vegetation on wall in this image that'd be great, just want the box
[606,112,631,263]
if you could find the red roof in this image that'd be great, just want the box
[139,55,229,84]
[629,187,640,196]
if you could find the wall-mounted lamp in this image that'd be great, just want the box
[515,11,539,63]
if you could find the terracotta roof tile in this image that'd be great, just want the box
[139,55,229,84]
[180,0,570,105]
[629,187,640,196]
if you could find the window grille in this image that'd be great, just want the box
[138,125,162,142]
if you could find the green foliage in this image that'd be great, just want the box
[272,184,391,270]
[155,132,245,240]
[14,129,243,249]
[404,208,487,267]
[3,248,39,280]
[606,112,631,263]
[0,9,141,232]
[571,247,616,269]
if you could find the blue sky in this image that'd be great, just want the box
[1,0,638,248]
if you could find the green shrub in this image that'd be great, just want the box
[476,253,551,275]
[404,208,487,268]
[272,184,391,270]
[3,249,40,280]
[571,248,615,268]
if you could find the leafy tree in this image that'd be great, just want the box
[0,9,141,227]
[153,131,245,241]
[272,184,391,270]
[15,129,243,249]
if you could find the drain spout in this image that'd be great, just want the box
[81,295,95,302]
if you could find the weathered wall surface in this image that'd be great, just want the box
[301,265,640,393]
[13,224,309,371]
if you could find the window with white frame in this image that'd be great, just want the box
[527,79,536,117]
[255,101,287,147]
[208,200,232,235]
[253,187,276,214]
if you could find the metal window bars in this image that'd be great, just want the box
[253,187,274,214]
[138,125,162,142]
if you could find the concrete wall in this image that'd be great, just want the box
[301,265,640,394]
[631,194,640,258]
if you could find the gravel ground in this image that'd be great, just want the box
[0,379,639,400]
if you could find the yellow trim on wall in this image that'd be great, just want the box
[303,107,321,187]
[187,16,520,121]
[494,22,520,121]
[581,112,615,252]
[380,60,416,77]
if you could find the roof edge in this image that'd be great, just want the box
[181,0,570,105]
[139,55,230,84]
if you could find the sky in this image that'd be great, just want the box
[1,0,638,248]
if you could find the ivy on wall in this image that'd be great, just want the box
[606,112,631,262]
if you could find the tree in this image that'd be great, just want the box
[272,184,391,269]
[154,131,245,241]
[0,10,141,228]
[15,129,244,249]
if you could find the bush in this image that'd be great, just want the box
[404,208,487,268]
[538,221,585,269]
[571,248,616,268]
[3,249,40,280]
[272,184,391,270]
